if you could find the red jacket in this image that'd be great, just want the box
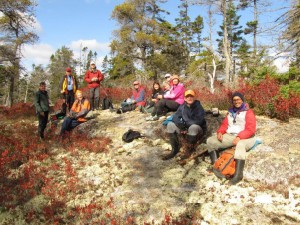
[84,69,104,88]
[217,109,256,139]
[131,87,146,107]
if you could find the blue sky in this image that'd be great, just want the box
[22,0,290,73]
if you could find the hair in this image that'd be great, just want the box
[39,82,46,86]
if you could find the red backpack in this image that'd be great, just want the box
[213,148,236,179]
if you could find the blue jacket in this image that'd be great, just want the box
[172,100,206,129]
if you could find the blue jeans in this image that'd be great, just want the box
[60,117,81,135]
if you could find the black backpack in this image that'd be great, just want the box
[122,129,143,143]
[102,96,113,110]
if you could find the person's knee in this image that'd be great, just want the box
[167,122,177,133]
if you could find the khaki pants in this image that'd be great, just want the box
[206,133,256,160]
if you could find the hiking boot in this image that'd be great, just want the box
[209,150,218,165]
[162,133,180,160]
[229,159,245,185]
[180,135,198,160]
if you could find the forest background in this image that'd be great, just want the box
[0,0,299,119]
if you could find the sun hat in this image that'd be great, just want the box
[164,73,171,78]
[65,67,72,72]
[133,80,140,85]
[185,90,195,97]
[76,90,82,96]
[90,61,95,65]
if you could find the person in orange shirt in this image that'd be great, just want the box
[60,90,90,136]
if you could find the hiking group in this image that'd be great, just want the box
[34,68,257,185]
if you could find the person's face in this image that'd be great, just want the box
[233,96,243,108]
[172,78,179,85]
[90,64,96,68]
[164,84,170,90]
[185,95,195,105]
[166,77,171,81]
[77,94,83,100]
[154,84,159,90]
[40,84,46,91]
[66,71,71,76]
[134,84,139,89]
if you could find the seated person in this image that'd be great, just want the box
[145,81,164,110]
[206,92,256,185]
[162,90,206,160]
[118,80,146,113]
[146,75,184,121]
[162,81,171,94]
[60,90,91,136]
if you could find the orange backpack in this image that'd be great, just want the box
[213,148,236,179]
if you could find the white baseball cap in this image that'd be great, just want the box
[164,73,171,78]
[90,61,96,65]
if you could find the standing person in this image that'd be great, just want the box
[206,92,257,184]
[84,61,104,111]
[34,82,50,140]
[162,90,206,160]
[60,90,91,136]
[146,75,184,121]
[59,67,78,111]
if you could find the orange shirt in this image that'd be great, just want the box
[71,98,90,122]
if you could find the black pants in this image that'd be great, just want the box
[63,90,75,111]
[152,99,180,116]
[89,87,100,109]
[38,111,49,138]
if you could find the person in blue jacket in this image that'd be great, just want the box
[162,90,207,160]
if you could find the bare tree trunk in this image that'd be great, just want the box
[222,0,231,85]
[253,0,257,54]
[207,4,216,94]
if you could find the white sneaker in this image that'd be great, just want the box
[145,116,154,121]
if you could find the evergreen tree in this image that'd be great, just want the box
[191,15,204,54]
[47,46,76,100]
[0,0,38,106]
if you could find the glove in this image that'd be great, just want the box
[177,117,187,130]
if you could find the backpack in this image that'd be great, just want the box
[102,96,113,110]
[122,129,142,143]
[213,148,236,179]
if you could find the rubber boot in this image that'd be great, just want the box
[162,133,180,160]
[209,151,218,165]
[90,98,94,111]
[181,135,198,160]
[229,159,245,185]
[95,98,99,110]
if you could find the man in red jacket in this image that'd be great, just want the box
[84,61,104,110]
[206,92,257,184]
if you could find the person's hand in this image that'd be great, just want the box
[39,112,45,117]
[60,90,65,94]
[217,132,223,142]
[132,100,136,104]
[157,95,163,99]
[180,130,187,135]
[233,136,240,146]
[153,99,158,103]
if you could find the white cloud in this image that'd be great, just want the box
[21,39,111,72]
[21,43,55,69]
[70,39,110,53]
